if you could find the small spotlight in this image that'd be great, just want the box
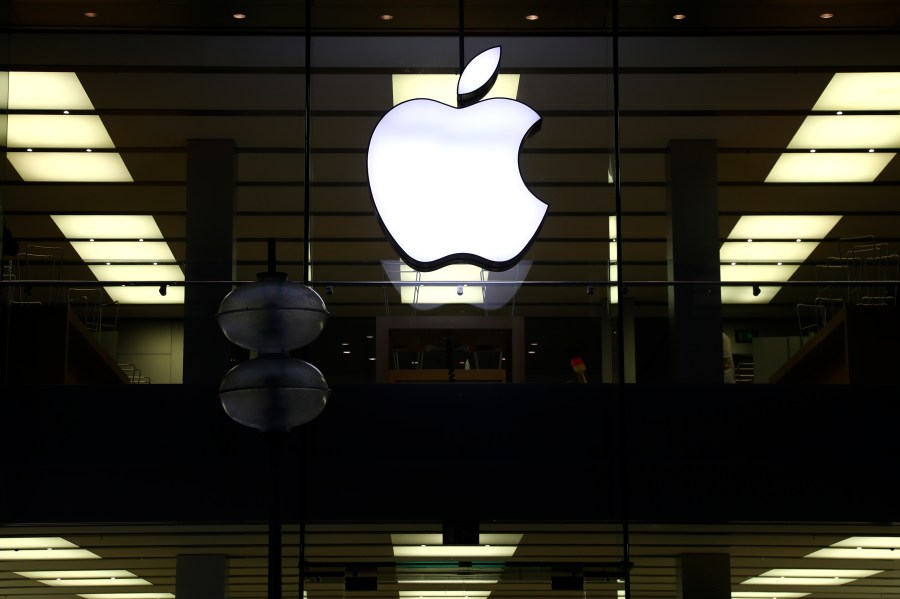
[325,285,334,296]
[586,286,594,295]
[752,285,761,297]
[672,13,686,20]
[233,12,247,19]
[457,284,464,296]
[159,284,167,296]
[525,14,539,21]
[84,11,97,17]
[820,12,834,19]
[380,14,394,21]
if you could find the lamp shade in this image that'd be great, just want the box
[219,354,330,432]
[217,272,329,352]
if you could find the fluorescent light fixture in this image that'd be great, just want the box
[6,71,132,182]
[70,242,176,263]
[8,115,116,148]
[0,538,79,549]
[8,151,134,182]
[727,215,841,240]
[0,549,101,560]
[756,569,882,578]
[383,261,530,310]
[787,116,900,149]
[88,264,184,284]
[833,537,900,548]
[765,152,894,183]
[7,72,95,110]
[78,595,175,599]
[397,580,499,585]
[391,534,522,545]
[393,546,516,558]
[399,592,491,598]
[39,578,152,587]
[393,74,519,107]
[52,215,165,240]
[731,594,810,598]
[16,571,140,579]
[806,548,900,559]
[609,215,618,304]
[720,242,818,263]
[742,577,858,586]
[813,73,900,111]
[103,286,184,305]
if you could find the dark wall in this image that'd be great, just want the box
[2,382,899,526]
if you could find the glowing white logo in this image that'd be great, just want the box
[367,46,548,271]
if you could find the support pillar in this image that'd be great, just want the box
[602,298,636,383]
[183,139,237,384]
[666,140,722,384]
[677,553,731,599]
[176,555,226,599]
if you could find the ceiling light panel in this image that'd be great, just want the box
[103,286,185,305]
[70,242,176,263]
[87,265,184,284]
[731,594,810,598]
[742,577,858,586]
[52,215,165,240]
[398,592,491,598]
[78,594,175,599]
[787,116,900,149]
[392,74,519,106]
[7,72,95,110]
[727,215,841,240]
[40,578,152,587]
[805,548,900,559]
[16,571,140,580]
[765,152,895,183]
[833,537,900,548]
[720,242,818,263]
[7,115,116,148]
[0,538,79,549]
[393,545,517,558]
[759,569,882,578]
[0,549,101,560]
[8,152,134,182]
[813,73,900,111]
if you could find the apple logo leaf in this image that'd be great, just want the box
[457,46,501,108]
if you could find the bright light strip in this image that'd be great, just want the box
[78,594,175,599]
[397,580,499,585]
[70,242,176,263]
[40,578,152,587]
[8,72,95,110]
[52,215,165,240]
[813,73,900,111]
[742,577,858,586]
[393,546,516,558]
[787,116,900,149]
[806,548,900,559]
[399,591,491,598]
[727,215,841,240]
[8,152,134,182]
[103,286,185,305]
[609,215,618,304]
[393,74,519,107]
[731,594,810,598]
[391,534,522,545]
[720,242,817,262]
[0,549,101,560]
[88,264,184,283]
[833,537,900,548]
[765,152,894,183]
[756,569,882,578]
[0,538,79,549]
[8,115,116,148]
[16,571,140,580]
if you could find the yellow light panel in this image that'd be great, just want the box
[41,579,152,587]
[765,152,895,183]
[391,534,522,545]
[834,537,900,548]
[813,73,900,111]
[805,548,900,559]
[8,115,116,148]
[8,152,134,182]
[720,242,818,263]
[78,595,174,599]
[399,592,491,598]
[398,580,498,585]
[70,241,176,263]
[103,286,184,305]
[393,546,516,558]
[0,549,101,560]
[8,71,95,110]
[16,571,139,580]
[88,264,184,283]
[52,215,165,240]
[727,215,841,240]
[0,538,78,549]
[732,594,810,598]
[760,569,882,578]
[787,116,900,149]
[742,577,857,586]
[392,74,519,106]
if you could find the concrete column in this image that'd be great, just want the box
[183,139,237,384]
[666,140,723,384]
[677,553,731,599]
[176,555,226,599]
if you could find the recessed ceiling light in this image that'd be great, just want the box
[84,11,97,18]
[380,14,394,21]
[525,14,539,21]
[673,14,686,20]
[820,12,834,19]
[232,12,246,19]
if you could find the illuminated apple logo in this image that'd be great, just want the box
[367,46,548,272]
